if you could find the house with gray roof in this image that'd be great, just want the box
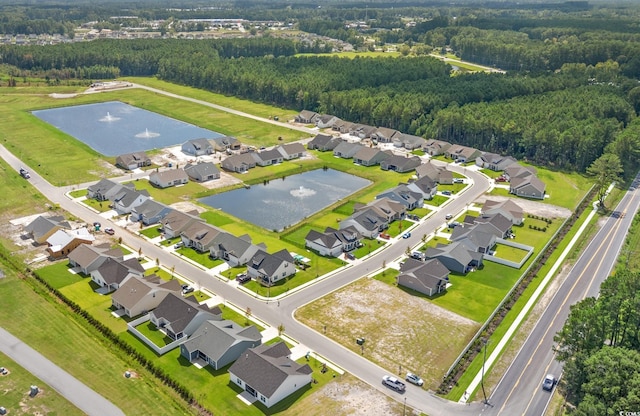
[415,162,453,184]
[276,143,306,160]
[424,241,483,274]
[315,114,340,129]
[376,185,423,210]
[371,127,401,143]
[333,141,363,159]
[46,227,95,259]
[256,148,284,166]
[180,320,262,370]
[510,175,546,200]
[481,199,524,225]
[450,225,498,254]
[504,163,537,181]
[380,155,422,173]
[422,139,452,156]
[247,249,296,286]
[209,232,265,267]
[130,199,173,225]
[24,215,71,245]
[406,176,438,200]
[339,207,388,239]
[472,213,514,238]
[305,226,362,257]
[353,147,391,166]
[475,152,518,171]
[149,293,222,341]
[295,110,319,124]
[184,162,220,182]
[211,136,241,151]
[181,138,214,156]
[115,152,151,170]
[307,134,342,151]
[228,342,313,408]
[149,169,189,189]
[366,197,406,222]
[221,153,258,173]
[90,256,145,292]
[112,187,150,215]
[160,210,204,239]
[181,222,223,253]
[445,145,482,163]
[111,275,182,318]
[393,134,426,150]
[87,178,135,202]
[68,243,123,275]
[397,258,449,296]
[332,120,354,134]
[349,124,376,139]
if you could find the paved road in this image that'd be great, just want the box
[484,173,640,416]
[0,327,125,416]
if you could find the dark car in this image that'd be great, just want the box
[236,273,251,284]
[402,232,411,239]
[104,227,115,235]
[542,374,556,391]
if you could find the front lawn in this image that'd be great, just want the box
[123,179,207,205]
[139,225,162,239]
[426,195,449,207]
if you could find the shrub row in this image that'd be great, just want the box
[527,214,553,224]
[529,225,548,232]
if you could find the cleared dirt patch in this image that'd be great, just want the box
[475,195,572,219]
[297,278,480,390]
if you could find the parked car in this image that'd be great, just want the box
[380,233,391,240]
[448,221,461,228]
[442,190,452,196]
[382,375,406,392]
[411,251,423,260]
[542,374,556,391]
[405,372,424,386]
[402,232,411,239]
[174,241,184,249]
[453,178,464,184]
[236,273,251,284]
[181,283,190,290]
[445,214,453,220]
[345,252,356,260]
[496,176,507,182]
[104,227,115,235]
[182,286,195,295]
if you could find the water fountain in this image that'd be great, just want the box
[135,128,160,138]
[290,185,317,198]
[99,111,120,122]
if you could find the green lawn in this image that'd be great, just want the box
[68,189,86,198]
[81,197,112,212]
[426,195,449,207]
[140,225,162,239]
[124,179,207,205]
[0,351,86,416]
[175,247,224,269]
[135,321,173,347]
[35,261,84,289]
[493,244,531,263]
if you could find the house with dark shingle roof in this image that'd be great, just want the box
[256,148,284,166]
[393,134,426,150]
[160,209,204,239]
[149,169,189,189]
[510,175,546,200]
[115,151,151,170]
[339,207,388,239]
[184,162,220,182]
[209,232,266,267]
[276,143,306,160]
[295,110,320,124]
[68,243,123,275]
[180,222,223,253]
[504,163,537,181]
[371,127,401,143]
[112,187,150,215]
[305,226,362,257]
[450,225,498,254]
[398,258,449,296]
[315,114,340,129]
[424,241,483,274]
[481,199,524,225]
[23,215,71,245]
[228,342,313,408]
[349,124,376,139]
[475,152,517,171]
[406,176,438,200]
[181,138,214,156]
[380,155,421,173]
[307,134,342,151]
[130,199,173,225]
[415,162,453,184]
[90,256,145,291]
[111,274,182,318]
[333,142,363,159]
[353,147,391,166]
[247,249,296,286]
[366,197,406,223]
[422,139,452,156]
[376,185,423,210]
[332,120,354,134]
[149,293,222,340]
[211,136,241,151]
[180,320,262,370]
[87,178,135,202]
[445,145,482,163]
[221,153,259,173]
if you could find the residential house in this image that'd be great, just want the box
[472,213,514,239]
[112,187,150,215]
[370,127,401,143]
[367,197,407,223]
[315,114,340,129]
[111,275,182,318]
[180,320,262,369]
[149,293,222,340]
[221,153,258,173]
[184,162,220,182]
[422,139,452,156]
[23,215,71,245]
[424,241,483,274]
[276,143,306,160]
[332,120,354,134]
[295,110,319,124]
[256,149,284,167]
[211,136,241,152]
[181,222,223,253]
[209,232,265,267]
[397,258,449,296]
[247,249,296,286]
[406,176,438,200]
[333,142,363,159]
[510,175,546,200]
[481,199,524,226]
[305,226,362,257]
[228,342,313,408]
[445,145,482,163]
[90,256,145,291]
[339,207,388,239]
[475,152,518,171]
[181,138,214,156]
[115,152,151,170]
[353,147,391,167]
[376,185,423,210]
[307,134,342,151]
[415,162,453,184]
[380,155,422,173]
[349,124,376,139]
[67,243,123,275]
[393,134,426,150]
[87,178,134,202]
[450,225,498,254]
[504,164,537,181]
[149,169,189,189]
[130,199,173,225]
[46,227,95,258]
[160,210,204,239]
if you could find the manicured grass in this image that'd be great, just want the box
[192,290,211,302]
[81,197,112,212]
[145,267,174,281]
[480,169,503,179]
[140,225,162,239]
[175,247,223,269]
[386,219,413,237]
[438,182,468,194]
[200,210,235,226]
[123,179,207,205]
[426,195,449,207]
[68,189,86,198]
[493,244,530,263]
[0,351,86,416]
[35,261,84,289]
[534,167,591,210]
[135,321,173,347]
[0,158,52,217]
[411,207,432,217]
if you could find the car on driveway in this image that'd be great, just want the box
[402,232,411,239]
[174,241,184,249]
[104,227,115,235]
[236,273,251,284]
[405,372,424,386]
[379,233,391,240]
[442,190,452,196]
[182,286,195,295]
[542,374,556,391]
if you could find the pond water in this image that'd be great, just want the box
[199,169,371,231]
[32,101,223,156]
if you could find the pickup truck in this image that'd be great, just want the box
[19,167,30,179]
[382,375,406,392]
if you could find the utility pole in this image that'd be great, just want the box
[481,338,489,405]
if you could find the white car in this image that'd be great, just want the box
[405,372,424,386]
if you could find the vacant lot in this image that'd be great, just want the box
[296,278,480,390]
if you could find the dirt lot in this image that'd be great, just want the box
[475,195,572,219]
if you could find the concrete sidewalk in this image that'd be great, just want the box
[0,327,125,416]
